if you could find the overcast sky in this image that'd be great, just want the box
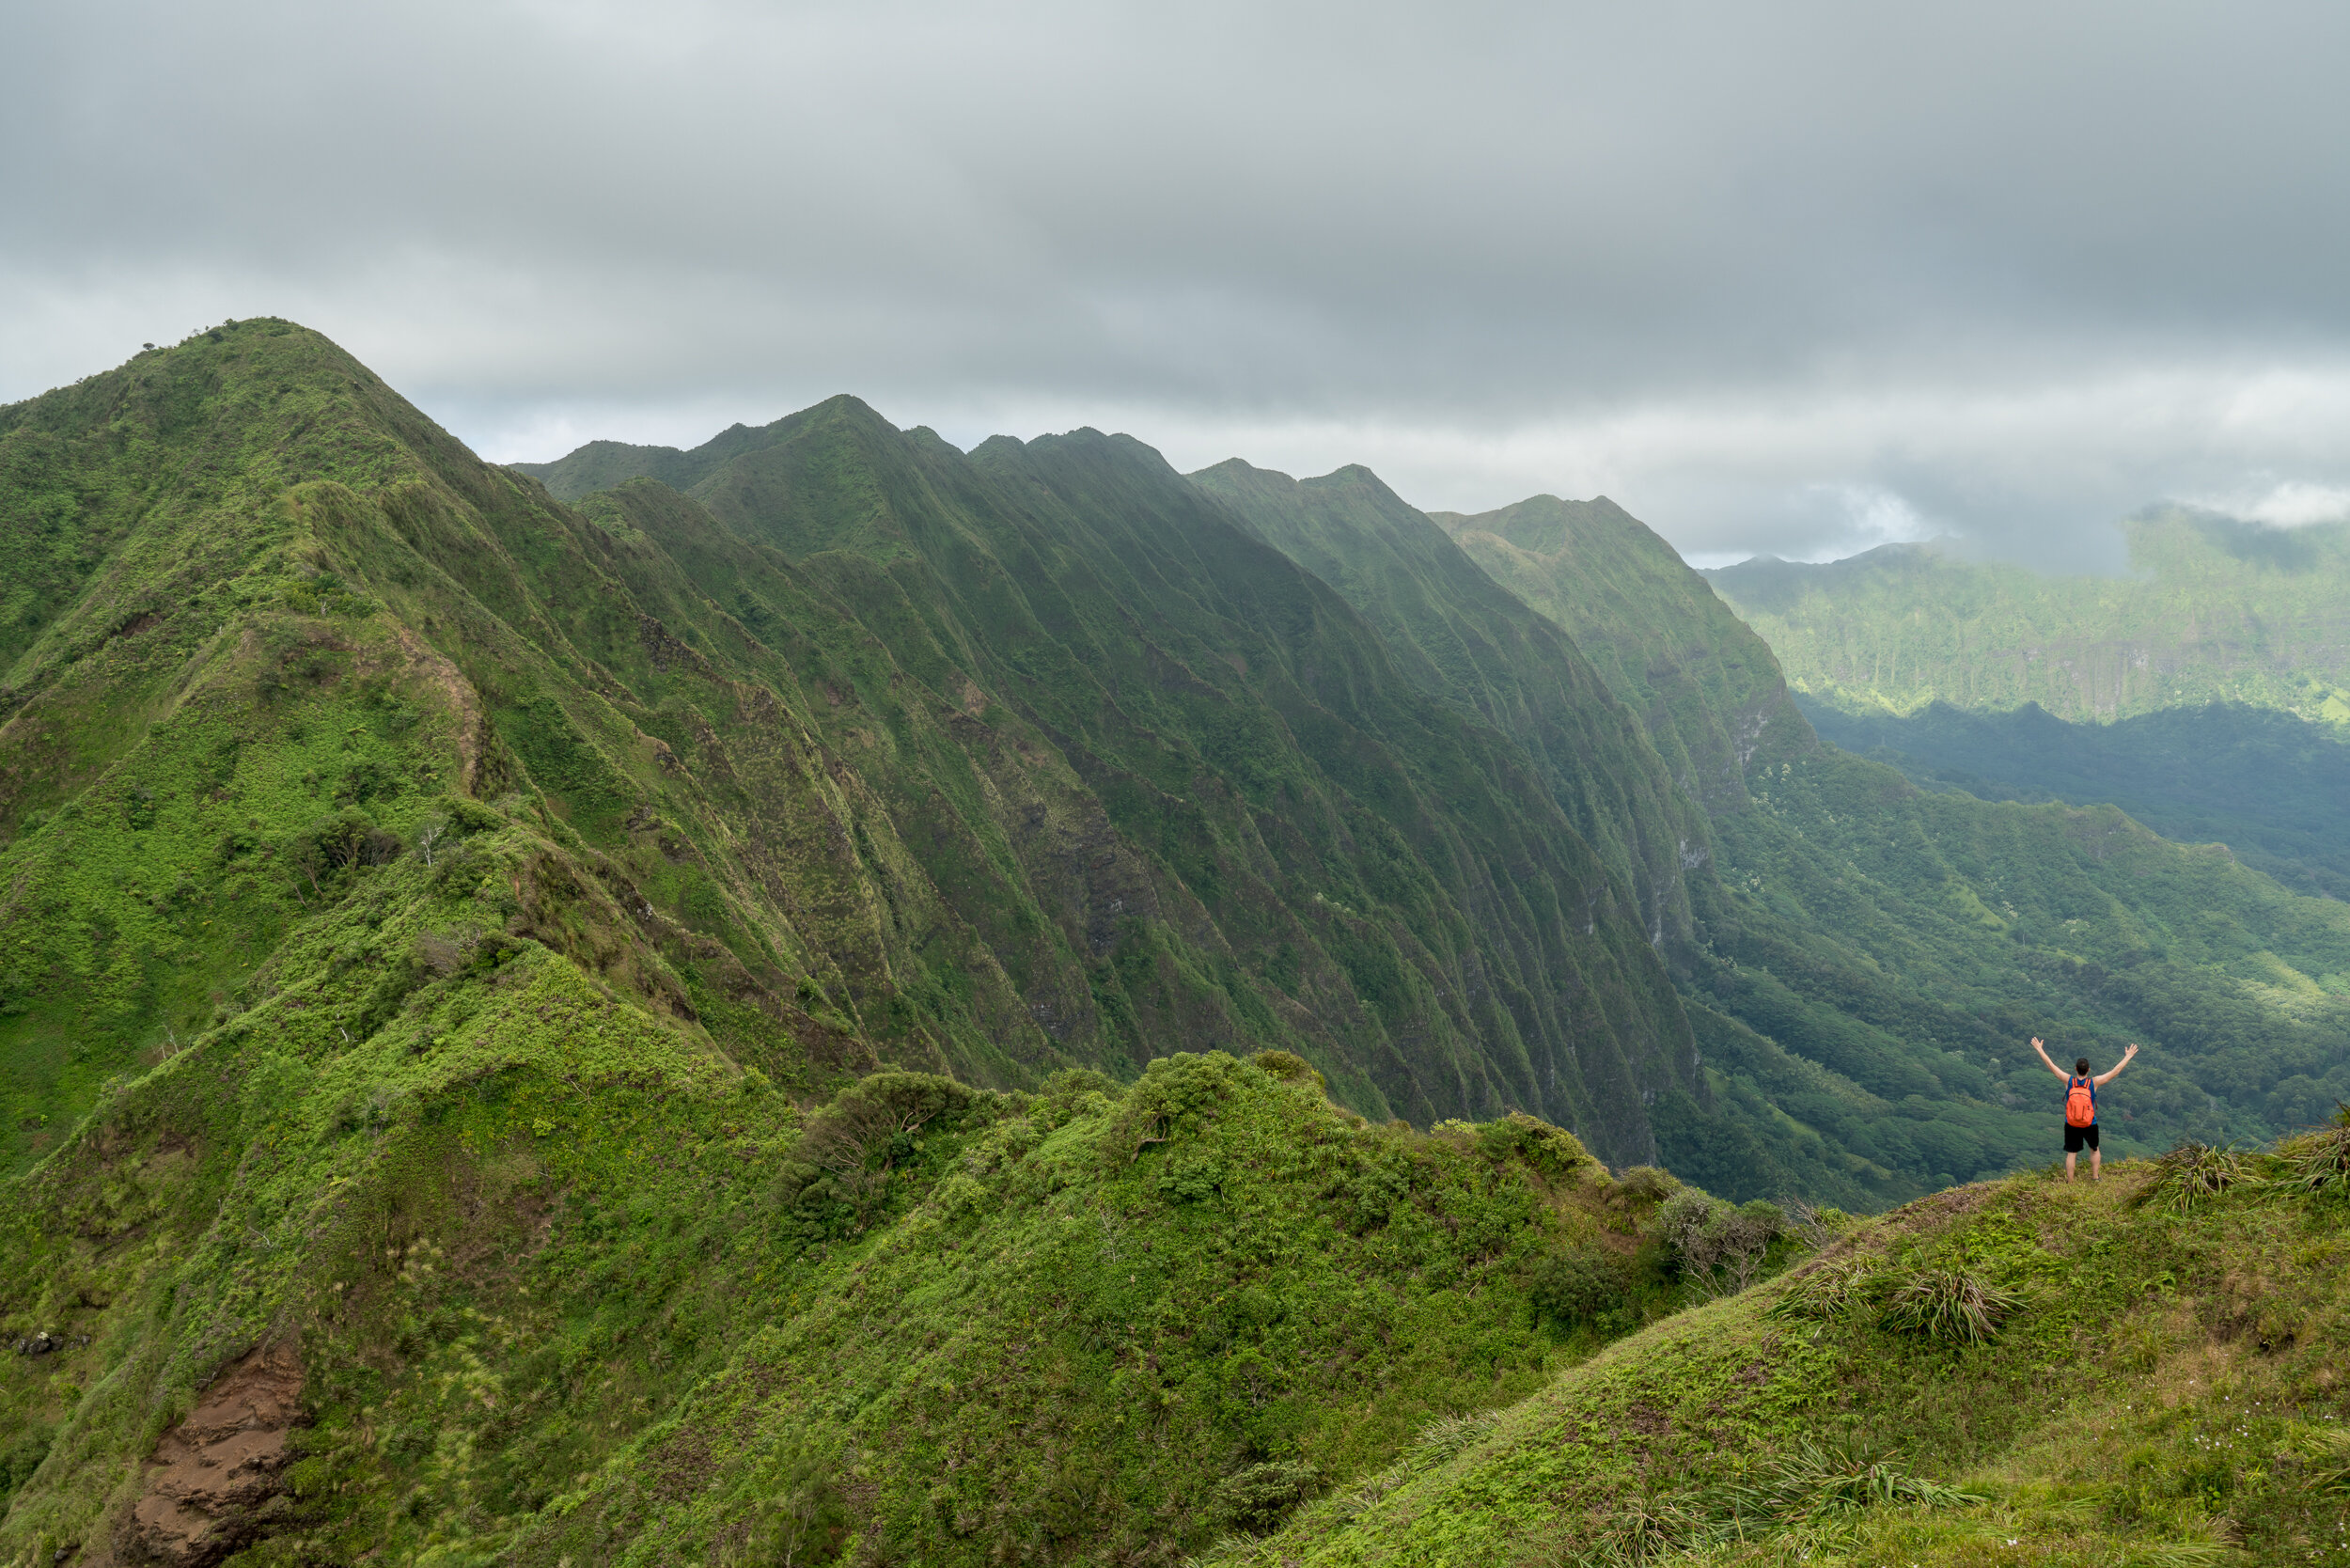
[8,0,2350,568]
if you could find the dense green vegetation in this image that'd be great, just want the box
[1808,698,2350,902]
[1704,517,2350,728]
[1213,1133,2350,1566]
[0,1004,1713,1562]
[1,324,2345,1561]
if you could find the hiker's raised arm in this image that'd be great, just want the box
[2029,1036,2068,1079]
[2095,1043,2139,1088]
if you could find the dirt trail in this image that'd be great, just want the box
[120,1342,304,1567]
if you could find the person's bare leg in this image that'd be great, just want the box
[2091,1147,2102,1181]
[2065,1152,2077,1183]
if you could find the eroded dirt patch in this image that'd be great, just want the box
[120,1341,304,1567]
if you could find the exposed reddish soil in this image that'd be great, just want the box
[119,1342,304,1567]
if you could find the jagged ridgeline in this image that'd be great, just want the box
[2,319,1701,1173]
[0,321,1725,1558]
[2,320,2347,1560]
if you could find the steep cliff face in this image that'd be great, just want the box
[1438,494,1811,814]
[0,321,1724,1559]
[1189,462,1702,955]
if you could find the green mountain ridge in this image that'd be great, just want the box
[1434,493,1803,816]
[0,322,2343,1562]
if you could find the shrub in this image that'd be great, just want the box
[1042,1067,1122,1101]
[1106,1051,1252,1160]
[1214,1459,1321,1531]
[2138,1141,2259,1215]
[1529,1247,1626,1329]
[1250,1049,1324,1090]
[1608,1166,1680,1210]
[1476,1112,1599,1180]
[795,1073,988,1229]
[287,808,401,900]
[1877,1266,2021,1345]
[1649,1189,1781,1294]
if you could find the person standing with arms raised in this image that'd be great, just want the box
[2030,1036,2138,1182]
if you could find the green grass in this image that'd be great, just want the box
[1208,1152,2350,1567]
[3,322,2348,1563]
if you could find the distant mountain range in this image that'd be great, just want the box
[1702,521,2350,904]
[1704,515,2350,727]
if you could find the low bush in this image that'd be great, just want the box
[1529,1247,1627,1330]
[1650,1190,1783,1295]
[1215,1459,1323,1532]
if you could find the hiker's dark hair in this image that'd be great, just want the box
[2075,1057,2092,1076]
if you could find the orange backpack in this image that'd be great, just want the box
[2065,1074,2097,1128]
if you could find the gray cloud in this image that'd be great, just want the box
[8,0,2350,564]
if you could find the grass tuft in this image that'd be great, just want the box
[2277,1106,2350,1197]
[1765,1254,1878,1324]
[1411,1410,1501,1470]
[2137,1140,2261,1214]
[1876,1265,2022,1345]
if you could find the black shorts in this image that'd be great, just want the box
[2064,1122,2100,1153]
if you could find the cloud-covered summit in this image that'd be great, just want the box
[8,0,2349,566]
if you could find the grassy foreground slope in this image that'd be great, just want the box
[0,1008,1690,1563]
[1216,1140,2350,1567]
[1703,515,2350,729]
[1206,478,2350,1196]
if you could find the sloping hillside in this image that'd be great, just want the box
[0,1028,1702,1563]
[1437,493,1803,816]
[0,321,1731,1560]
[1212,1132,2350,1566]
